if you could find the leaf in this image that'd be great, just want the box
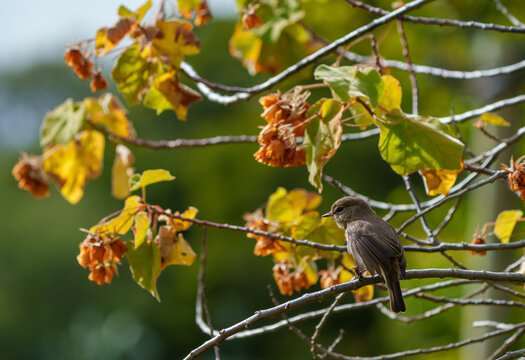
[130,169,175,191]
[314,65,384,107]
[145,71,202,119]
[133,211,150,248]
[43,130,104,204]
[40,99,86,147]
[158,226,197,268]
[127,239,161,301]
[151,20,200,68]
[85,94,135,138]
[377,111,464,175]
[265,188,321,222]
[118,0,152,21]
[112,144,134,199]
[379,75,402,111]
[91,195,144,235]
[178,0,200,15]
[95,18,137,56]
[229,24,263,75]
[291,211,320,240]
[307,216,346,258]
[304,98,344,192]
[338,253,356,283]
[352,281,374,302]
[163,206,199,231]
[480,112,510,127]
[420,167,462,196]
[494,210,523,243]
[112,43,156,105]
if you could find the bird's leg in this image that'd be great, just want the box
[352,265,364,280]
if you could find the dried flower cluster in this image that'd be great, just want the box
[180,0,212,26]
[244,209,283,256]
[501,156,525,200]
[64,46,108,92]
[12,154,50,198]
[272,261,313,296]
[77,234,128,285]
[254,90,311,167]
[241,4,263,29]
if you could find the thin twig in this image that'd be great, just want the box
[489,328,525,360]
[311,293,346,359]
[491,0,525,27]
[397,21,419,115]
[345,0,525,33]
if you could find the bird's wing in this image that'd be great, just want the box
[346,220,403,275]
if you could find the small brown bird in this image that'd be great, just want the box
[323,196,407,313]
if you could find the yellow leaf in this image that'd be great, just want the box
[43,130,104,204]
[352,283,374,302]
[95,18,137,56]
[168,206,199,231]
[153,72,202,120]
[303,262,319,287]
[133,211,150,248]
[130,169,175,191]
[85,94,135,138]
[379,75,402,111]
[112,144,134,199]
[157,226,196,268]
[494,210,523,243]
[151,20,200,68]
[338,253,356,283]
[481,112,510,127]
[91,195,144,236]
[265,187,321,222]
[229,24,263,75]
[420,167,462,196]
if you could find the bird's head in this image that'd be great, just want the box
[322,196,374,229]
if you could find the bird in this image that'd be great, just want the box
[323,196,407,313]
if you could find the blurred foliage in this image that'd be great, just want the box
[2,0,525,358]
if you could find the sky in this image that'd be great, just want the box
[0,0,236,69]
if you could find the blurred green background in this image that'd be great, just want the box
[1,1,525,359]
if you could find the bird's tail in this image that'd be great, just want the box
[386,272,406,313]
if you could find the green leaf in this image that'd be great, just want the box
[130,169,175,191]
[112,43,155,105]
[377,110,464,175]
[308,217,346,258]
[304,99,344,192]
[314,65,384,107]
[127,240,161,301]
[40,99,86,146]
[265,188,321,223]
[379,75,402,111]
[291,211,320,240]
[494,210,523,243]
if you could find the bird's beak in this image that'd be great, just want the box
[322,212,332,218]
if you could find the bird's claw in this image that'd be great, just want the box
[352,265,364,280]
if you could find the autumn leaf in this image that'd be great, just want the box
[156,225,196,269]
[304,98,344,192]
[178,0,200,18]
[40,99,86,147]
[127,239,162,301]
[160,206,199,231]
[494,210,523,243]
[150,20,200,68]
[229,24,263,75]
[43,130,104,204]
[480,112,510,127]
[95,0,152,56]
[338,253,374,302]
[265,187,321,223]
[145,72,202,119]
[111,144,134,200]
[130,169,175,191]
[85,93,136,138]
[133,211,150,249]
[420,166,462,196]
[91,195,144,236]
[377,110,464,175]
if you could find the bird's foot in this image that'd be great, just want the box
[352,266,364,280]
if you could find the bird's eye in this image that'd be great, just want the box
[335,207,343,213]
